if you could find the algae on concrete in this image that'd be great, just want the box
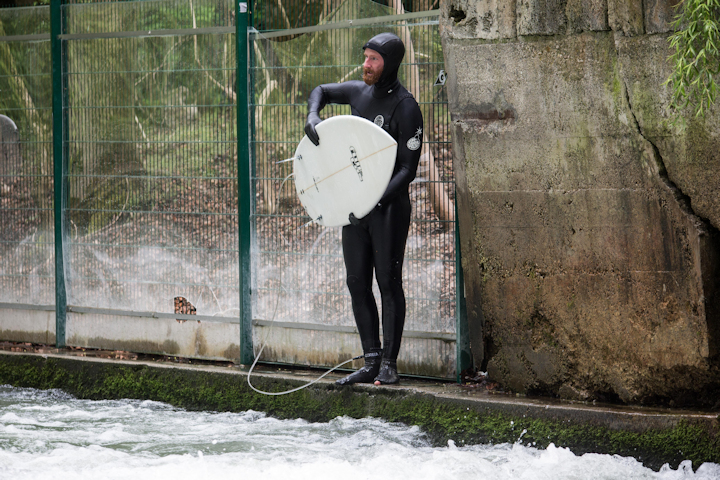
[0,352,718,471]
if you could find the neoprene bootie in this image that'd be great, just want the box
[373,359,399,385]
[336,349,382,385]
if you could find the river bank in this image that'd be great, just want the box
[0,348,718,471]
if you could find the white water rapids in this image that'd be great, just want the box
[1,386,718,479]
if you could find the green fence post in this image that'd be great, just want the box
[455,197,471,382]
[51,0,67,347]
[237,0,253,364]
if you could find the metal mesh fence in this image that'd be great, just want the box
[61,0,239,317]
[250,1,455,377]
[252,0,432,30]
[0,0,455,377]
[0,6,54,307]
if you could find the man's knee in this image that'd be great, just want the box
[375,269,403,295]
[347,274,372,298]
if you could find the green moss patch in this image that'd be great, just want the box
[1,353,718,471]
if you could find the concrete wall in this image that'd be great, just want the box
[441,0,720,405]
[0,307,55,345]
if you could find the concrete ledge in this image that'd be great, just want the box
[0,350,718,470]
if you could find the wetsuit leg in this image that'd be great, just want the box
[368,193,411,362]
[342,219,381,353]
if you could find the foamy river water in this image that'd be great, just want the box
[1,385,718,479]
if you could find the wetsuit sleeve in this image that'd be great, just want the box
[306,83,358,145]
[379,97,424,206]
[307,83,356,114]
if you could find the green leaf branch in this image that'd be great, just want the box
[666,0,720,121]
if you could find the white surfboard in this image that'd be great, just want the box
[294,115,397,227]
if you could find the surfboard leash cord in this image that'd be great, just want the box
[246,171,364,396]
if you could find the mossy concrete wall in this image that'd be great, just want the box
[441,0,720,405]
[1,351,718,470]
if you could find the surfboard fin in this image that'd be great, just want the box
[276,156,298,164]
[299,219,314,229]
[298,215,324,230]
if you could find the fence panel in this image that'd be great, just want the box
[59,0,241,358]
[0,6,55,344]
[0,0,458,378]
[250,1,456,378]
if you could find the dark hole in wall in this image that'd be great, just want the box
[481,332,496,373]
[448,6,467,23]
[703,226,720,362]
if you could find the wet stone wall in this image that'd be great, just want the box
[441,0,720,406]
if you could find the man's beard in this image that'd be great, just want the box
[363,67,382,86]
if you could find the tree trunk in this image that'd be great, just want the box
[0,18,52,229]
[65,6,145,234]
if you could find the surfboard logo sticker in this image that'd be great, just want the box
[350,146,363,181]
[374,115,384,128]
[407,127,422,151]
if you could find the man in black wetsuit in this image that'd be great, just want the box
[304,32,424,385]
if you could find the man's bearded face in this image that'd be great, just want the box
[362,48,384,86]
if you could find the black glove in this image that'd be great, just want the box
[348,203,383,226]
[304,112,322,146]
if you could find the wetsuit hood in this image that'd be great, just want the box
[363,32,405,95]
